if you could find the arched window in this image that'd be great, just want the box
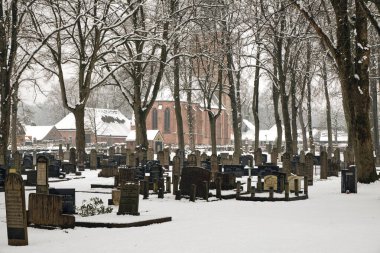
[164,108,170,132]
[152,108,158,129]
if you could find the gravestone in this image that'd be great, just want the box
[118,168,137,186]
[264,175,278,191]
[163,148,170,169]
[63,151,70,162]
[5,172,28,246]
[255,148,263,166]
[172,156,181,177]
[271,148,278,165]
[127,152,135,167]
[180,167,211,197]
[36,155,49,194]
[320,150,328,179]
[288,175,302,192]
[195,150,201,167]
[90,149,97,170]
[48,188,76,214]
[281,152,291,176]
[157,151,164,166]
[200,153,208,163]
[305,153,314,185]
[109,146,115,158]
[28,193,75,228]
[187,154,197,166]
[69,148,76,165]
[341,166,357,193]
[117,182,140,215]
[147,148,154,161]
[59,144,64,161]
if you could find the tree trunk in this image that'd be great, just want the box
[209,112,217,155]
[273,84,282,150]
[299,106,308,151]
[73,107,86,168]
[253,49,260,150]
[187,63,195,151]
[322,60,333,158]
[353,0,377,182]
[291,70,298,155]
[371,53,379,157]
[306,68,314,150]
[173,49,184,152]
[11,82,19,153]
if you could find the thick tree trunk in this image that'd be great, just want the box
[322,60,333,158]
[253,49,260,150]
[0,89,11,166]
[306,72,314,150]
[134,106,149,150]
[173,52,184,152]
[73,107,86,168]
[209,112,217,156]
[187,64,195,151]
[371,53,379,157]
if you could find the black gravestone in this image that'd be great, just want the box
[341,166,357,193]
[180,167,211,198]
[49,188,76,214]
[117,182,140,215]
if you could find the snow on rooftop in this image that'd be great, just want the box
[55,108,131,137]
[24,125,56,141]
[126,129,160,142]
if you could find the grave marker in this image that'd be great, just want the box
[90,149,97,170]
[255,148,263,166]
[180,167,211,197]
[5,172,28,246]
[320,150,328,179]
[187,154,197,167]
[305,153,314,185]
[282,152,291,176]
[118,182,140,215]
[69,148,76,165]
[264,175,278,191]
[36,155,49,194]
[172,156,181,177]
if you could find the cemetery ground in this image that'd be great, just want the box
[0,167,380,252]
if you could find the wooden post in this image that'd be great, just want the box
[215,177,222,199]
[173,175,179,195]
[247,177,252,193]
[304,176,308,197]
[203,181,209,201]
[285,181,290,201]
[143,180,149,199]
[269,187,274,199]
[251,186,256,198]
[190,184,196,202]
[294,178,299,197]
[166,176,171,193]
[236,181,241,198]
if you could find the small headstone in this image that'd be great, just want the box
[180,167,211,198]
[172,156,181,177]
[305,153,314,185]
[69,148,76,165]
[200,153,208,163]
[5,172,28,246]
[288,175,302,192]
[163,148,170,169]
[117,182,140,215]
[90,149,97,170]
[264,175,278,191]
[109,146,115,158]
[59,144,64,161]
[36,155,49,194]
[299,150,305,164]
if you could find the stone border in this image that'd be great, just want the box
[236,195,308,202]
[75,217,172,228]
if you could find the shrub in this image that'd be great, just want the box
[77,197,113,217]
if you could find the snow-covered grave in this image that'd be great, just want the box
[0,162,379,253]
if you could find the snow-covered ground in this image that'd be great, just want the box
[0,169,379,253]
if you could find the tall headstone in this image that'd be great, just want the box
[200,153,208,163]
[90,149,97,170]
[195,150,201,167]
[320,150,328,179]
[117,182,140,215]
[36,155,49,194]
[187,153,197,166]
[127,152,135,167]
[172,156,181,177]
[271,148,278,165]
[157,151,164,166]
[5,172,28,246]
[109,146,115,158]
[163,147,170,169]
[282,152,291,176]
[299,150,305,164]
[69,147,76,165]
[147,148,154,161]
[58,144,64,161]
[305,153,314,185]
[255,148,263,166]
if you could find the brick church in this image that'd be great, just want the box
[145,88,232,147]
